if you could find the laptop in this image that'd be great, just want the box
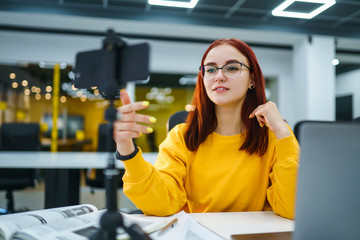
[232,121,360,240]
[294,121,360,240]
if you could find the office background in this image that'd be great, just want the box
[1,1,360,154]
[0,0,359,210]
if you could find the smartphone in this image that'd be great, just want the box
[73,42,150,98]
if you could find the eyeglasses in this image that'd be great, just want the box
[199,62,252,81]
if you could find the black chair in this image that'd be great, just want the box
[85,123,124,192]
[0,123,40,214]
[353,117,360,123]
[167,110,189,132]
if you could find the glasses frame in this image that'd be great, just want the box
[199,62,252,80]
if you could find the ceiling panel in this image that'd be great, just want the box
[0,0,359,78]
[0,0,359,38]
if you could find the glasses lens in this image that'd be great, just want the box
[201,63,243,80]
[223,63,241,76]
[202,66,217,79]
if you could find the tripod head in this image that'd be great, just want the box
[73,29,150,99]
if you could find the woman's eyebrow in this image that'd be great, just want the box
[226,59,242,64]
[204,59,243,66]
[204,61,217,66]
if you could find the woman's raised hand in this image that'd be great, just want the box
[249,101,291,139]
[113,89,156,155]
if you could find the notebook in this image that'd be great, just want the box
[293,121,360,240]
[231,231,292,240]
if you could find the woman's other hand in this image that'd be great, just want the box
[249,101,291,139]
[114,89,156,155]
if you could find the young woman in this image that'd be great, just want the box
[113,38,299,220]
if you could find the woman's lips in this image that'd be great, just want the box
[213,86,229,93]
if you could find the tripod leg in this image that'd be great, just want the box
[6,190,15,213]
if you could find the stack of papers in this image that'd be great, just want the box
[149,211,224,240]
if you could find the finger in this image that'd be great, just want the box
[249,112,255,119]
[120,113,157,124]
[114,122,154,134]
[114,130,142,139]
[249,105,263,119]
[118,101,150,114]
[256,113,271,128]
[249,107,267,127]
[256,115,266,127]
[120,89,131,106]
[258,119,269,128]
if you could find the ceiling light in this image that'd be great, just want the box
[332,58,339,65]
[60,96,67,103]
[45,93,52,100]
[39,61,68,69]
[148,0,199,8]
[24,89,31,96]
[12,82,18,89]
[272,0,336,19]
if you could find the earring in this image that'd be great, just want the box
[249,85,254,90]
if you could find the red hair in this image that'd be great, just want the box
[184,38,268,156]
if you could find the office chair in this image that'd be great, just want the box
[0,123,40,214]
[85,123,125,192]
[353,117,360,123]
[167,110,189,132]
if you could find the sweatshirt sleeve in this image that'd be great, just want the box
[121,124,188,216]
[267,129,300,220]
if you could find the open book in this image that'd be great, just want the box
[0,204,172,240]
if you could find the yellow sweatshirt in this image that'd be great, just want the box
[121,123,299,219]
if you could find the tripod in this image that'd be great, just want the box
[89,100,152,240]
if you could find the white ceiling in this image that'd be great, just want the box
[0,0,360,69]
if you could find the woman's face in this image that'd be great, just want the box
[203,44,253,108]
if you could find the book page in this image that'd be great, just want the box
[120,213,172,237]
[10,210,172,240]
[149,211,225,240]
[11,211,102,240]
[0,204,98,240]
[185,215,225,240]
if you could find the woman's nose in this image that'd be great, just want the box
[214,69,226,82]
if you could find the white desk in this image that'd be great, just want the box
[0,151,158,168]
[0,151,158,208]
[136,211,294,240]
[190,211,294,240]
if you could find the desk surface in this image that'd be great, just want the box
[139,211,294,240]
[40,138,92,147]
[190,211,294,240]
[0,151,158,168]
[0,151,158,208]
